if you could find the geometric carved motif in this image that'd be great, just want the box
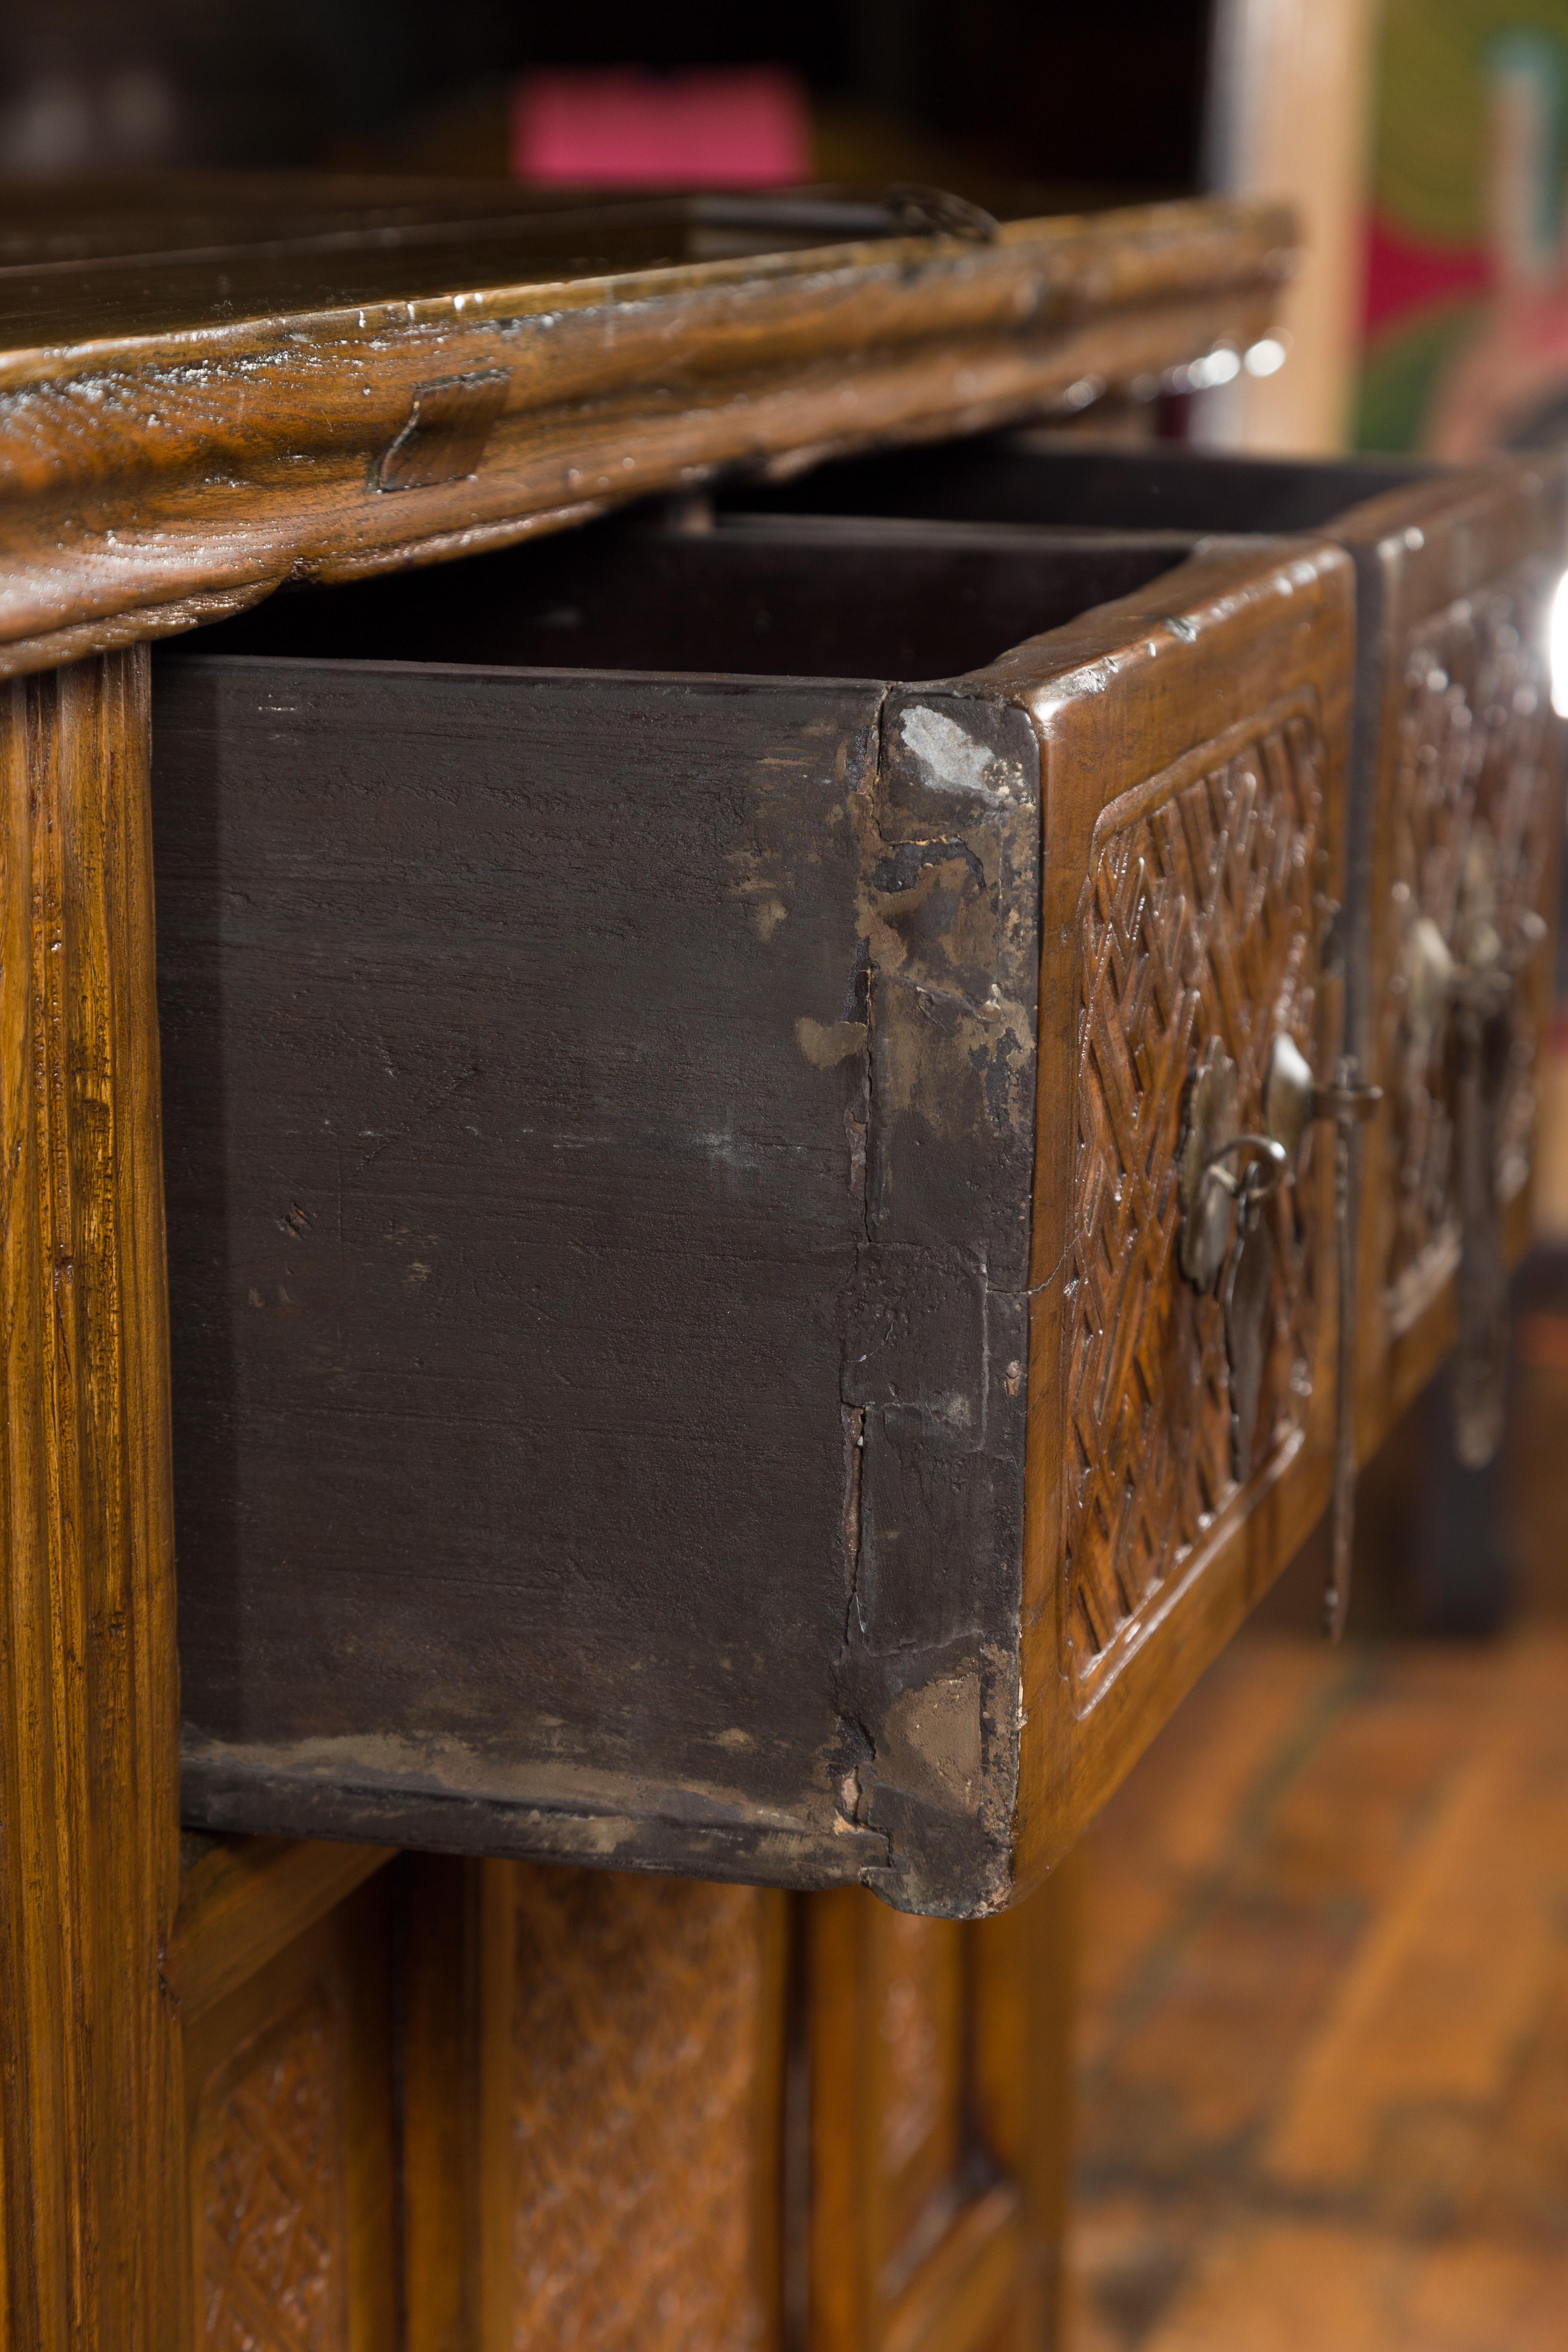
[509,1867,773,2352]
[199,1988,344,2352]
[1064,711,1326,1699]
[1381,562,1559,1329]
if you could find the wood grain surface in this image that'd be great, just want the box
[166,1835,395,2024]
[489,1865,784,2352]
[0,177,1345,2352]
[1071,1609,1568,2351]
[182,1871,396,2352]
[1002,536,1354,1878]
[809,1871,1078,2352]
[0,181,1292,680]
[0,651,180,2350]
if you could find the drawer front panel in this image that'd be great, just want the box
[1379,553,1560,1337]
[1067,706,1327,1702]
[727,437,1565,1461]
[1013,537,1354,1871]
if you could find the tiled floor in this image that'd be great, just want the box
[1068,1332,1568,2348]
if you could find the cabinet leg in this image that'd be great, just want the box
[973,1846,1082,2352]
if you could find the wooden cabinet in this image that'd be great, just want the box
[27,168,1546,2352]
[733,436,1568,1473]
[162,1836,1075,2352]
[150,511,1352,1911]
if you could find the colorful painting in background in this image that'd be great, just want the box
[511,68,811,189]
[1360,1,1568,453]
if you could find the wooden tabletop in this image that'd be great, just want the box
[0,174,1294,679]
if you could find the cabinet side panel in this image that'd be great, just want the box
[808,1886,1047,2352]
[196,1986,348,2349]
[157,659,892,1886]
[873,1910,967,2271]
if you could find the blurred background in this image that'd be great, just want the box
[8,6,1568,2346]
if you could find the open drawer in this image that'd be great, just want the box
[732,438,1568,1463]
[156,510,1353,1914]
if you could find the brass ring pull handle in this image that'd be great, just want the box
[1179,1033,1381,1642]
[1200,1133,1291,1198]
[1178,1046,1306,1492]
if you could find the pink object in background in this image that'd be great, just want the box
[511,67,811,188]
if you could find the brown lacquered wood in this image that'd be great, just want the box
[1004,539,1355,1877]
[0,180,1290,680]
[165,1834,395,2022]
[808,1865,1077,2352]
[737,434,1568,1471]
[0,650,180,2350]
[0,176,1322,2350]
[181,1870,396,2352]
[401,1861,788,2352]
[1343,460,1568,1450]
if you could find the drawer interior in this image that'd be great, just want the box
[182,511,1201,684]
[720,433,1435,536]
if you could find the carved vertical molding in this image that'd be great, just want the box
[0,652,180,2349]
[808,1886,1052,2352]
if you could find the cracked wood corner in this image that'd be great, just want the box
[836,684,1042,1916]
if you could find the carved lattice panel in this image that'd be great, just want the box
[1380,561,1559,1329]
[1064,713,1326,1699]
[508,1867,775,2352]
[198,1987,345,2352]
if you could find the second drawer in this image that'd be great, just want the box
[731,437,1568,1463]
